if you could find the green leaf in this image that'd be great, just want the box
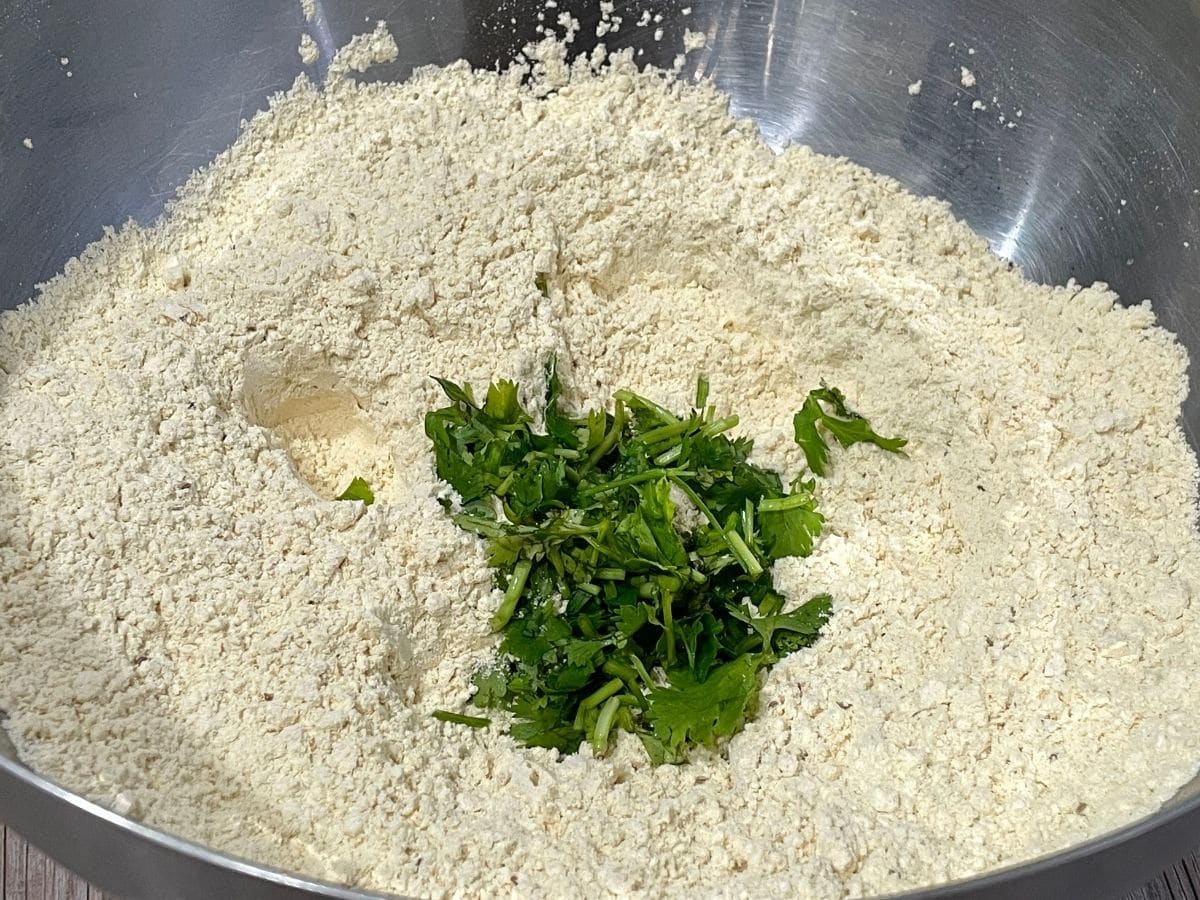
[758,489,824,560]
[483,379,522,423]
[643,654,761,762]
[793,395,833,477]
[704,461,783,522]
[505,455,567,522]
[424,409,489,501]
[433,376,476,408]
[471,669,510,707]
[793,387,906,477]
[335,476,375,505]
[563,639,607,667]
[613,481,690,572]
[731,594,833,658]
[543,357,581,448]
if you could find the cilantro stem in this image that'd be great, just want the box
[661,589,677,667]
[758,493,814,512]
[628,654,654,688]
[591,695,622,754]
[579,400,627,475]
[668,476,764,577]
[580,467,694,498]
[613,389,676,425]
[490,558,532,632]
[654,445,683,465]
[432,710,491,728]
[493,470,515,497]
[639,418,692,446]
[700,415,739,438]
[695,375,710,409]
[725,530,764,578]
[602,659,648,702]
[580,677,624,710]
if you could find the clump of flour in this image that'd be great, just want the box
[1,26,1198,900]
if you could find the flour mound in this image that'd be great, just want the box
[1,30,1199,900]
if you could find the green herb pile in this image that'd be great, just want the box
[423,361,904,764]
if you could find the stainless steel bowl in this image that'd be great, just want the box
[2,1,1199,897]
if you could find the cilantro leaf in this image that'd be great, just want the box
[543,357,580,448]
[483,379,522,423]
[758,486,823,561]
[335,476,375,505]
[793,387,907,476]
[643,654,761,763]
[731,594,833,659]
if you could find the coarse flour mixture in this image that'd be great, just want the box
[2,26,1200,900]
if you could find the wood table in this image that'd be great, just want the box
[1,822,1197,898]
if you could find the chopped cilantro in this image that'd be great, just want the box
[423,359,904,763]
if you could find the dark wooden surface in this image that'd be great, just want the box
[2,827,106,900]
[1,821,1197,899]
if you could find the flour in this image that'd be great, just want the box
[299,33,320,66]
[2,25,1200,900]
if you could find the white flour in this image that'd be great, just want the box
[299,33,320,66]
[2,25,1200,900]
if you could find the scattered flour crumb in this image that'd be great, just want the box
[299,33,320,66]
[654,27,665,41]
[299,0,315,22]
[682,29,707,52]
[325,21,398,81]
[59,56,69,65]
[972,99,987,111]
[907,79,923,96]
[21,137,33,150]
[960,66,976,87]
[968,46,976,55]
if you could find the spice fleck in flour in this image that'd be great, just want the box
[2,26,1199,899]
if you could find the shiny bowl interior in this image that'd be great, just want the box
[1,1,1199,898]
